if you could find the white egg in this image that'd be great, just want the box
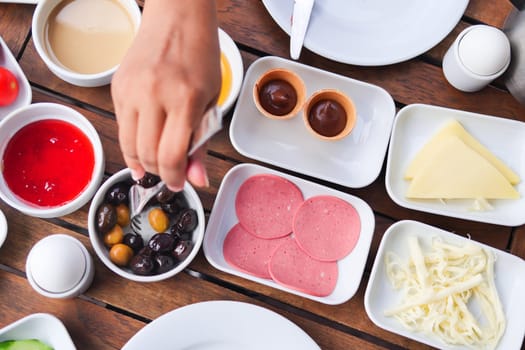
[458,25,511,76]
[27,235,87,293]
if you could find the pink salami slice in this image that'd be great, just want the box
[269,238,338,297]
[223,223,289,279]
[235,174,303,239]
[293,195,360,261]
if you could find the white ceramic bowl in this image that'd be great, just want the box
[0,313,76,350]
[218,28,244,115]
[32,0,141,87]
[88,168,205,282]
[0,209,6,249]
[0,102,105,218]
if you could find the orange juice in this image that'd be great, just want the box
[217,52,232,106]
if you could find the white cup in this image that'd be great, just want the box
[32,0,141,87]
[443,25,511,92]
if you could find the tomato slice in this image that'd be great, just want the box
[0,67,19,106]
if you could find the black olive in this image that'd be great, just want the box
[105,181,131,205]
[155,185,176,204]
[136,172,161,188]
[169,224,192,241]
[175,208,198,233]
[148,233,176,253]
[160,192,189,215]
[123,233,144,253]
[137,246,154,257]
[154,254,176,274]
[129,254,155,275]
[96,203,117,235]
[172,240,193,262]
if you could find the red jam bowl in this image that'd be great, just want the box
[0,103,104,218]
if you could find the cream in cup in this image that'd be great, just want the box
[32,0,141,87]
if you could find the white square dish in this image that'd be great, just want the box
[0,313,76,350]
[230,56,395,188]
[203,163,375,305]
[385,103,525,226]
[364,220,525,350]
[0,35,32,120]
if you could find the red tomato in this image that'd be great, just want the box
[0,67,19,106]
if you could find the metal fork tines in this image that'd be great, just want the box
[129,181,165,233]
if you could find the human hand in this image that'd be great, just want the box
[111,0,221,191]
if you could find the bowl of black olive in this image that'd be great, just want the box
[88,168,205,282]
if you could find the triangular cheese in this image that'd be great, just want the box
[407,135,520,199]
[405,119,520,185]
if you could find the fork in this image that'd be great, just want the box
[128,106,222,233]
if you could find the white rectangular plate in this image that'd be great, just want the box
[385,103,525,226]
[230,56,395,188]
[365,220,525,350]
[0,313,76,350]
[203,163,375,305]
[0,35,32,119]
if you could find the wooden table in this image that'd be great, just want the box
[1,1,524,349]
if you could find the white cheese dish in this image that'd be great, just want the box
[385,103,525,226]
[364,220,525,350]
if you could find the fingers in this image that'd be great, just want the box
[186,145,209,188]
[157,110,193,192]
[114,103,145,180]
[136,103,165,175]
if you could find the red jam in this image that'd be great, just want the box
[2,119,95,207]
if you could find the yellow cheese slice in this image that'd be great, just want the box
[406,135,520,199]
[405,119,520,185]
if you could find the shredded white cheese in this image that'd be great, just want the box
[384,236,506,349]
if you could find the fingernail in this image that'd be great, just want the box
[166,183,184,192]
[130,168,144,181]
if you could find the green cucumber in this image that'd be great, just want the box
[0,340,53,350]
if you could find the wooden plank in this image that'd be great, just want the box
[0,4,33,56]
[0,271,144,350]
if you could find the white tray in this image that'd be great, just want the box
[230,56,395,188]
[365,220,525,350]
[203,163,375,305]
[385,104,525,226]
[0,35,32,119]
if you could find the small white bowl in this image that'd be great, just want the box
[0,313,76,350]
[218,28,244,115]
[0,102,105,218]
[88,168,205,283]
[26,234,95,299]
[0,209,6,249]
[32,0,141,87]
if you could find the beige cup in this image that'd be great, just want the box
[303,89,356,141]
[253,68,306,120]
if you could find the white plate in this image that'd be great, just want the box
[0,209,6,249]
[230,56,395,188]
[0,313,76,350]
[218,28,243,116]
[385,104,525,226]
[0,35,32,119]
[262,0,468,66]
[364,220,525,350]
[0,1,37,3]
[203,163,375,305]
[122,300,321,350]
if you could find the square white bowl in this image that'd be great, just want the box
[203,163,375,305]
[365,220,525,350]
[0,313,76,350]
[230,56,395,188]
[385,103,525,226]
